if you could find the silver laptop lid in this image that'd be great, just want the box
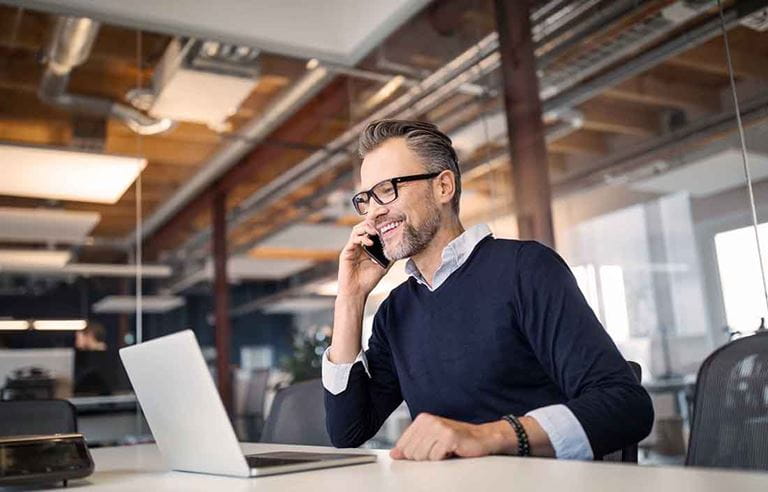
[120,330,250,477]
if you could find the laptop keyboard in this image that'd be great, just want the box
[246,456,319,467]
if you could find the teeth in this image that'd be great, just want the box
[380,220,402,234]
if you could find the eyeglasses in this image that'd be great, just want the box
[351,172,440,215]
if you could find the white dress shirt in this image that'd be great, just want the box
[322,223,593,460]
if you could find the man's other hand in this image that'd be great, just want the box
[389,413,516,461]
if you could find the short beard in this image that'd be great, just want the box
[384,196,441,261]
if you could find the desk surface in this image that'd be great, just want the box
[39,443,768,492]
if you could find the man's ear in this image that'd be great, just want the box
[435,170,455,206]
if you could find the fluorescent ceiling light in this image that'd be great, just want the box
[263,296,336,314]
[0,249,71,268]
[0,262,172,278]
[92,295,185,314]
[259,224,351,250]
[212,256,314,280]
[0,207,100,244]
[0,144,146,204]
[33,320,87,331]
[0,320,30,330]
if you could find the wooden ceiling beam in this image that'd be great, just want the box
[139,162,199,184]
[547,130,608,155]
[603,74,721,113]
[666,40,768,80]
[105,134,218,166]
[0,118,71,146]
[579,99,661,137]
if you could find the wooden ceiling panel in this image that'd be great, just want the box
[548,129,608,156]
[579,99,661,137]
[665,32,768,81]
[603,73,721,113]
[105,133,219,167]
[0,117,71,146]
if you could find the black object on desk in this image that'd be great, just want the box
[1,367,56,400]
[0,434,94,487]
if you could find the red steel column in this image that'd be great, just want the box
[494,0,555,247]
[212,190,232,412]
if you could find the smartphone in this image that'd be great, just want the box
[363,234,390,269]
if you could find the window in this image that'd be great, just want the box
[714,222,768,334]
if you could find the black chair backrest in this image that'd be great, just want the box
[0,399,77,437]
[686,331,768,470]
[260,378,332,446]
[600,360,642,463]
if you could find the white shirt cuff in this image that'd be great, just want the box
[526,404,593,460]
[321,348,370,395]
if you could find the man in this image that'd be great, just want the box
[322,120,653,461]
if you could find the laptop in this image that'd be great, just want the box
[119,330,376,478]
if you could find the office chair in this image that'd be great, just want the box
[0,399,78,437]
[238,368,270,441]
[598,360,642,463]
[260,378,333,446]
[686,331,768,471]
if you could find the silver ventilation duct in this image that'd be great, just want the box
[38,16,172,136]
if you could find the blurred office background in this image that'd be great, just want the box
[1,0,768,465]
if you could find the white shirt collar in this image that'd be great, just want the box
[404,223,493,291]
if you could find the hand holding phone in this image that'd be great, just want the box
[363,233,391,269]
[337,221,390,299]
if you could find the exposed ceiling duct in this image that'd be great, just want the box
[39,16,172,135]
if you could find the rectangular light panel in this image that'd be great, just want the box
[0,144,146,204]
[33,320,87,331]
[92,295,185,314]
[0,249,71,268]
[0,320,30,330]
[0,207,100,244]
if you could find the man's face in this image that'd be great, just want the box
[359,138,441,261]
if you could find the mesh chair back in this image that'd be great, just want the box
[686,331,768,470]
[260,378,332,446]
[600,361,642,463]
[0,399,77,437]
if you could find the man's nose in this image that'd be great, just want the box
[367,200,389,221]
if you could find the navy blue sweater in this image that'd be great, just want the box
[324,237,654,458]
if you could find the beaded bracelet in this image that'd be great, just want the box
[502,415,531,457]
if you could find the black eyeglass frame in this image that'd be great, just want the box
[351,172,440,215]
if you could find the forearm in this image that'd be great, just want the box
[329,294,367,363]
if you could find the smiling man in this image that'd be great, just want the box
[322,120,653,461]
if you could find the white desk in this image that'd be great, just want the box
[40,443,768,491]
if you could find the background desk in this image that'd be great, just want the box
[37,442,768,491]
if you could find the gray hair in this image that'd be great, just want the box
[358,119,461,214]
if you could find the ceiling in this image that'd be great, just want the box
[0,0,767,310]
[5,0,431,65]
